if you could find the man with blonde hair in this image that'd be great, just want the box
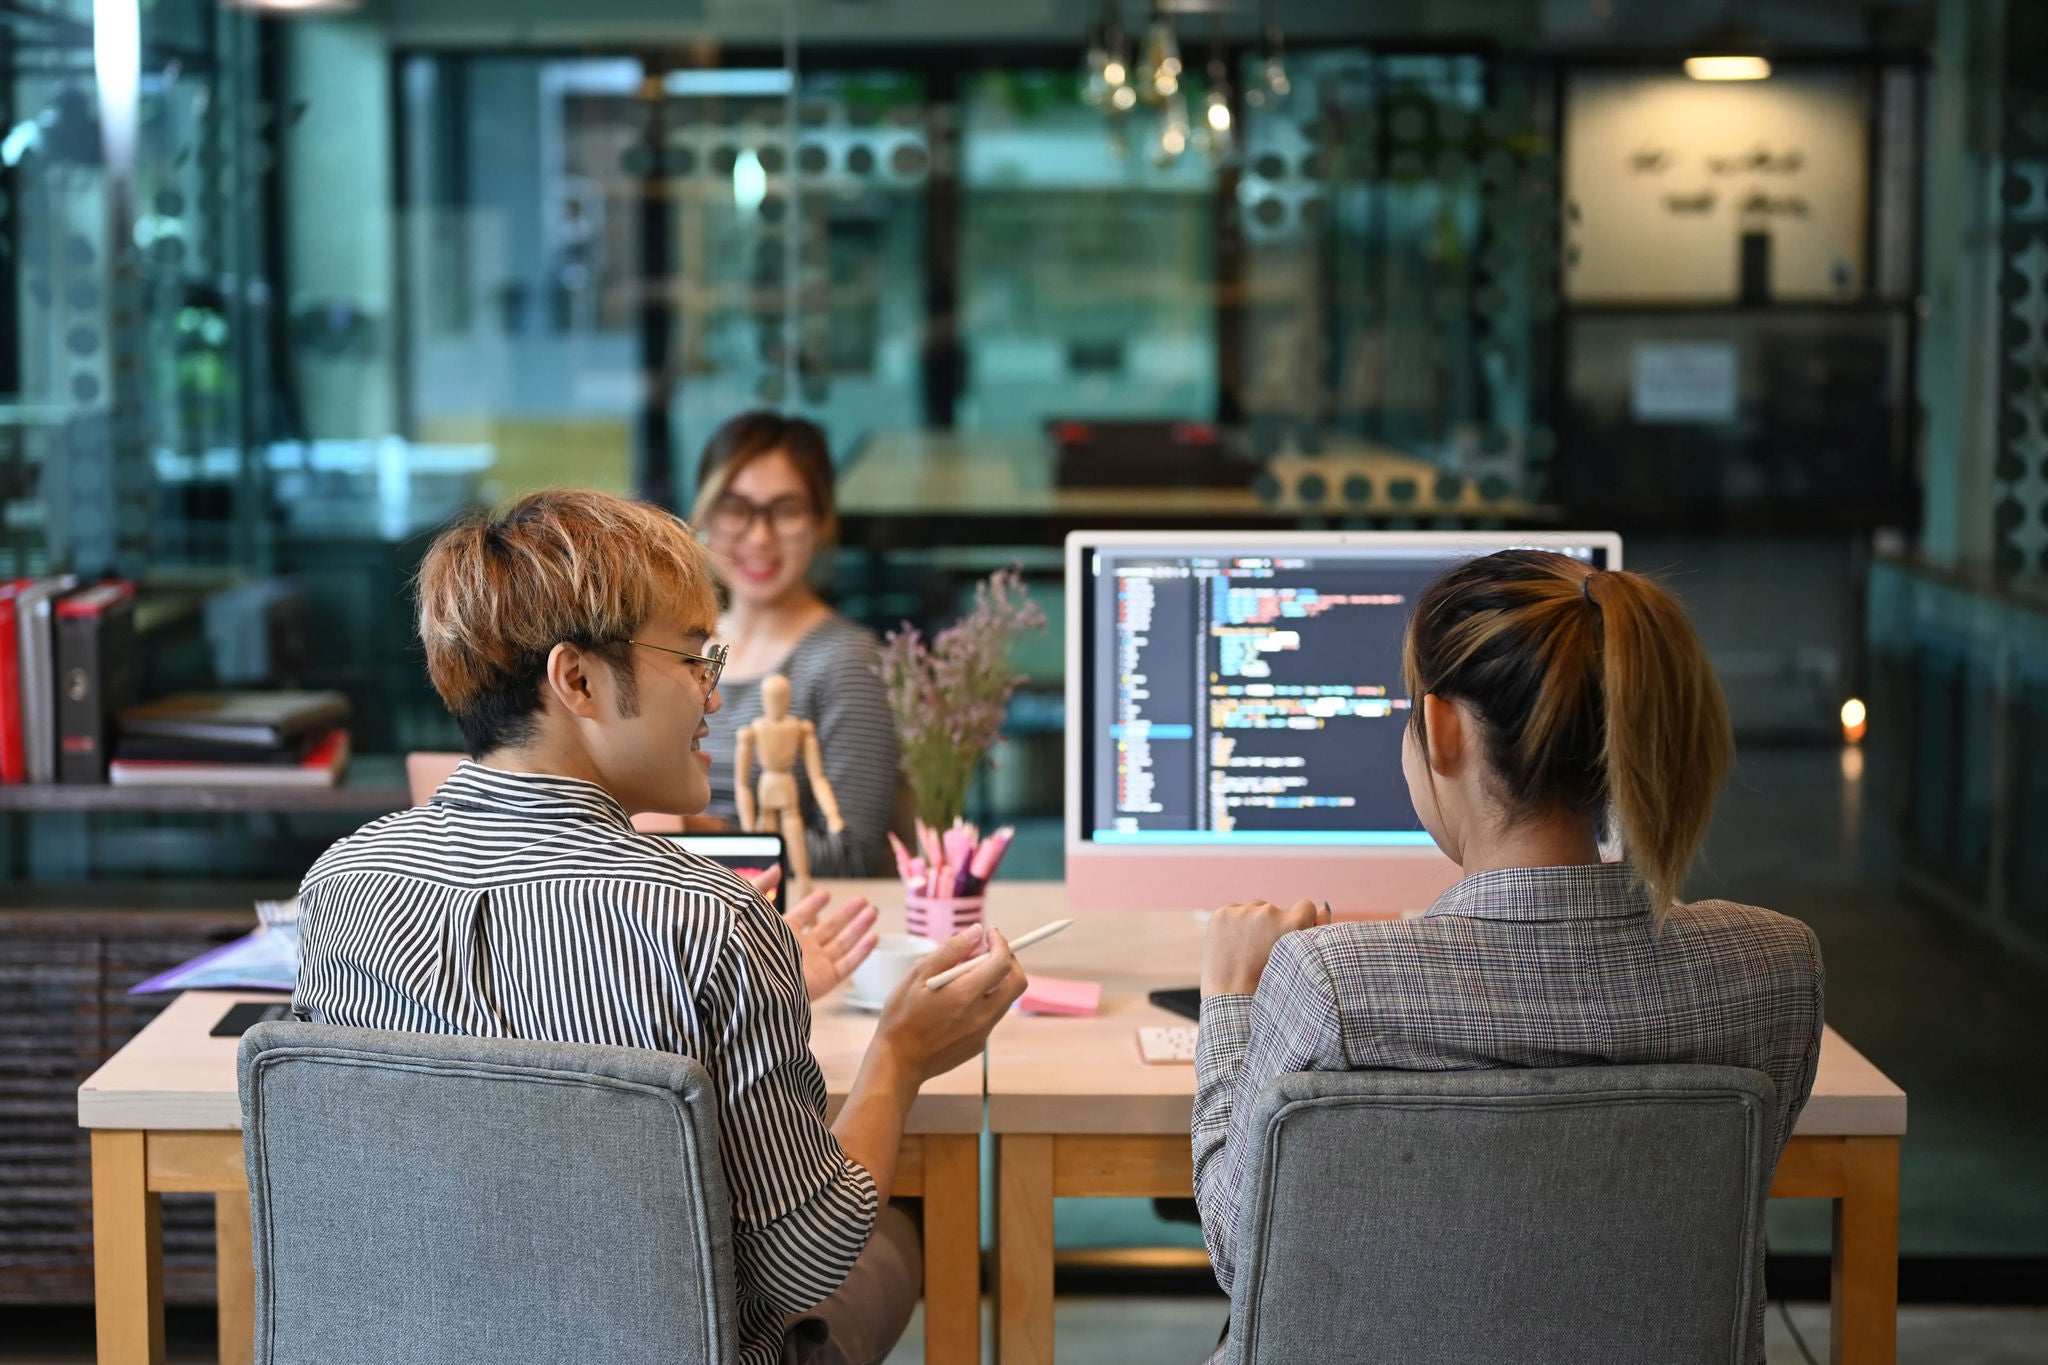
[295,488,1025,1365]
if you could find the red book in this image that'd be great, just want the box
[0,583,24,783]
[108,728,351,788]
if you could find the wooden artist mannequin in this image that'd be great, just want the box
[734,672,845,894]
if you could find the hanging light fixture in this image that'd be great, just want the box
[1082,0,1133,114]
[1260,0,1290,102]
[1685,1,1771,80]
[1200,19,1234,165]
[1685,52,1771,81]
[1156,85,1191,165]
[1138,2,1183,107]
[220,0,362,11]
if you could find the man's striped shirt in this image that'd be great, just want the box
[294,761,876,1365]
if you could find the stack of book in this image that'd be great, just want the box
[109,691,354,788]
[0,575,145,785]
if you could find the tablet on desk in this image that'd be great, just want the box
[665,833,788,909]
[211,1001,294,1037]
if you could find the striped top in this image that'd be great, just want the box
[701,612,899,879]
[1193,863,1823,1363]
[293,761,877,1365]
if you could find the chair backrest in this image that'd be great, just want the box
[406,750,688,832]
[1225,1064,1775,1365]
[238,1022,736,1365]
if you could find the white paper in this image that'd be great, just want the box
[1631,342,1740,423]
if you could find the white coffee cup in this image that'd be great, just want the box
[848,932,938,1006]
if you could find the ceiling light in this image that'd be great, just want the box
[221,0,361,11]
[1260,0,1290,100]
[1201,39,1234,164]
[1686,7,1771,82]
[1685,54,1772,80]
[1156,92,1190,166]
[1083,7,1132,116]
[93,0,138,178]
[1140,8,1183,107]
[733,149,766,213]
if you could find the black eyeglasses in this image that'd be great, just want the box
[626,640,728,693]
[706,493,819,539]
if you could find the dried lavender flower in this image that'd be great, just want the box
[877,566,1047,828]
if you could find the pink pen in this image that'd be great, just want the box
[887,831,915,882]
[982,826,1015,881]
[967,832,1003,883]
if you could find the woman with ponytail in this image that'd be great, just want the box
[1190,551,1823,1361]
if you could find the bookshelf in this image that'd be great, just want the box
[0,755,409,815]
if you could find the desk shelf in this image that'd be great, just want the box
[0,755,409,816]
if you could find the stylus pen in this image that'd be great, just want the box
[925,918,1074,989]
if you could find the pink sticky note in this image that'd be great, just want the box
[1018,975,1102,1017]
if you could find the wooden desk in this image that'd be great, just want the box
[977,888,1906,1365]
[838,430,1537,522]
[78,984,984,1365]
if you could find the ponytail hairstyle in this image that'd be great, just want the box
[1400,550,1732,923]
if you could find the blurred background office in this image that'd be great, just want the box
[0,0,2043,1356]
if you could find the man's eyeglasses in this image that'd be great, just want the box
[706,493,818,540]
[626,640,728,693]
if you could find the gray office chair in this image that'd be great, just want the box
[237,1022,736,1365]
[1223,1064,1776,1365]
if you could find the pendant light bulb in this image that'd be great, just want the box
[1202,53,1234,164]
[1083,26,1112,111]
[1082,1,1132,115]
[1156,89,1191,165]
[1260,0,1290,101]
[1140,12,1183,106]
[1264,50,1291,99]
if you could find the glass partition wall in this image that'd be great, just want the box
[0,4,1918,883]
[4,0,271,581]
[389,38,1565,523]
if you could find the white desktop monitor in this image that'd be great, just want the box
[1064,530,1625,912]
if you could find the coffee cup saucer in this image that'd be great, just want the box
[839,987,888,1013]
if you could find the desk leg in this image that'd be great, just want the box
[215,1187,255,1365]
[996,1135,1055,1365]
[923,1135,982,1365]
[1830,1136,1900,1365]
[91,1130,165,1365]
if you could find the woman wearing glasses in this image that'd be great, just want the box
[691,411,900,879]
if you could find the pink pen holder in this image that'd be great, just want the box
[905,893,985,941]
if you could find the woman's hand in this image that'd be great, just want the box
[1201,899,1330,998]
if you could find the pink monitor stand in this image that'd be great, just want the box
[1063,844,1464,915]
